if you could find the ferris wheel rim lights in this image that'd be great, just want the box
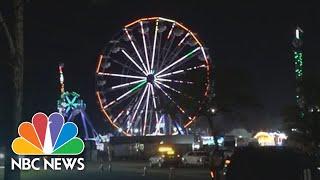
[96,17,211,136]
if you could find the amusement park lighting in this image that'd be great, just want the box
[296,29,300,39]
[155,47,201,76]
[158,147,173,153]
[140,21,151,73]
[121,49,148,75]
[124,29,149,74]
[134,128,139,133]
[95,17,211,136]
[151,20,159,70]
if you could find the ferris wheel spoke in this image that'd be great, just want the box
[160,36,175,70]
[151,20,159,71]
[154,82,192,120]
[111,59,144,76]
[178,33,190,46]
[167,22,175,39]
[113,93,139,124]
[155,80,195,101]
[140,22,151,73]
[165,33,191,70]
[159,22,177,69]
[155,47,201,77]
[97,72,146,80]
[111,79,146,90]
[142,84,151,135]
[126,84,149,133]
[155,80,181,94]
[124,29,149,74]
[155,31,163,72]
[112,110,125,123]
[161,43,186,70]
[150,84,159,124]
[117,94,141,126]
[156,78,194,85]
[103,80,146,109]
[157,64,207,78]
[160,33,190,70]
[164,46,201,73]
[160,23,175,65]
[121,50,148,75]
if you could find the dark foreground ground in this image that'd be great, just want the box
[0,161,210,180]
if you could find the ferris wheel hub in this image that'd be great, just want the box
[147,74,155,83]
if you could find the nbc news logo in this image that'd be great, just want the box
[11,112,85,170]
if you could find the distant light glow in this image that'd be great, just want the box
[158,147,173,152]
[296,29,300,39]
[254,131,287,146]
[167,150,175,155]
[134,128,139,133]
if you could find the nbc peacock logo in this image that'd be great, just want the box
[11,112,84,155]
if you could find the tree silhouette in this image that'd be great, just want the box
[0,0,24,179]
[202,66,261,137]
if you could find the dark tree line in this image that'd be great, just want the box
[203,65,262,136]
[282,73,320,153]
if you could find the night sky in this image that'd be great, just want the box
[1,1,320,136]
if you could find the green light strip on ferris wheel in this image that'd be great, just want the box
[131,80,147,92]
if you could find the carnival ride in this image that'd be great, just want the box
[57,63,99,140]
[96,17,212,136]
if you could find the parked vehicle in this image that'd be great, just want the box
[149,145,180,168]
[215,146,320,180]
[181,151,209,166]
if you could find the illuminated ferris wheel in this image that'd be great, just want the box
[96,17,211,136]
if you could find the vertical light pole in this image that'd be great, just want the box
[292,27,305,120]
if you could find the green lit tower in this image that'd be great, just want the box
[292,27,305,120]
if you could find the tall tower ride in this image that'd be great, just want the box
[292,27,305,120]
